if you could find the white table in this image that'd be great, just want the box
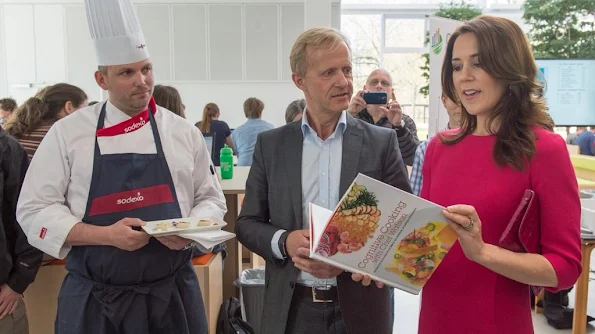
[216,166,250,300]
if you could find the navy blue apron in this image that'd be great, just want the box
[55,100,208,334]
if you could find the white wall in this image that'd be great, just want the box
[0,0,341,127]
[172,82,303,127]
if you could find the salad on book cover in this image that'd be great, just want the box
[309,173,458,294]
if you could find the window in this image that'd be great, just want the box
[383,53,428,124]
[385,18,426,49]
[342,0,481,5]
[342,14,429,125]
[342,15,382,90]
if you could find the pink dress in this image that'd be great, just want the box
[418,127,582,334]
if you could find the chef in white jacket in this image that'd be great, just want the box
[16,0,226,333]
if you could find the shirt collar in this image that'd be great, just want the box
[301,106,347,137]
[106,100,132,124]
[105,97,157,123]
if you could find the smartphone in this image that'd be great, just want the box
[363,92,388,105]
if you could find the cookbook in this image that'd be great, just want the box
[309,174,458,295]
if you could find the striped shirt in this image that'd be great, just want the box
[410,125,451,196]
[355,110,420,166]
[17,124,53,160]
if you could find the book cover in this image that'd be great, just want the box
[309,173,458,295]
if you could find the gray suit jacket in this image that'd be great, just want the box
[235,113,412,334]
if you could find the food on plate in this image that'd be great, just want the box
[316,184,381,256]
[150,218,221,233]
[172,221,190,229]
[154,222,170,232]
[386,222,454,286]
[198,220,218,227]
[154,220,190,232]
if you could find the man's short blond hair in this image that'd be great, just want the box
[290,27,351,76]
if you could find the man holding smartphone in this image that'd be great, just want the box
[348,69,420,166]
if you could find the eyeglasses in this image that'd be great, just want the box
[367,79,392,87]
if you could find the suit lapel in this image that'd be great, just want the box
[340,115,363,195]
[284,123,304,229]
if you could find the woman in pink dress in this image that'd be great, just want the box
[419,16,582,333]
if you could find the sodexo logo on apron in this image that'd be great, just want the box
[116,192,145,205]
[124,117,146,133]
[88,185,174,217]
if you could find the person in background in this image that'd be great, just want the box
[232,97,274,166]
[5,83,88,159]
[347,69,420,165]
[285,99,306,124]
[0,126,42,334]
[576,127,595,156]
[196,103,234,165]
[410,93,462,196]
[0,98,17,127]
[566,127,585,145]
[418,16,582,334]
[236,27,411,334]
[153,85,186,118]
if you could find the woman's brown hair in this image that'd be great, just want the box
[5,83,87,138]
[199,103,220,133]
[153,85,186,118]
[243,97,264,119]
[440,15,554,171]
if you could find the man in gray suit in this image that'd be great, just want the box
[235,27,412,334]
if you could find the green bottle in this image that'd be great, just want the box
[220,144,234,180]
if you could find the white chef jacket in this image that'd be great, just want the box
[16,100,227,259]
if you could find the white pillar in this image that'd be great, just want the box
[304,0,332,30]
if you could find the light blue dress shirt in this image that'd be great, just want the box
[271,108,347,287]
[232,119,275,166]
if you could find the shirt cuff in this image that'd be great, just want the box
[394,126,408,137]
[7,274,28,294]
[29,214,80,260]
[271,229,287,259]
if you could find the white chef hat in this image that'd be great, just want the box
[84,0,150,66]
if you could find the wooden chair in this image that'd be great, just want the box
[23,260,68,334]
[534,290,545,314]
[193,252,224,334]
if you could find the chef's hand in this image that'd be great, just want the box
[0,284,20,320]
[108,218,151,251]
[156,236,193,250]
[442,205,485,262]
[293,247,343,279]
[351,273,385,288]
[347,90,368,116]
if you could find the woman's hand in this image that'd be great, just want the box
[442,205,486,262]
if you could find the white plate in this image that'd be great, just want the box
[142,216,227,236]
